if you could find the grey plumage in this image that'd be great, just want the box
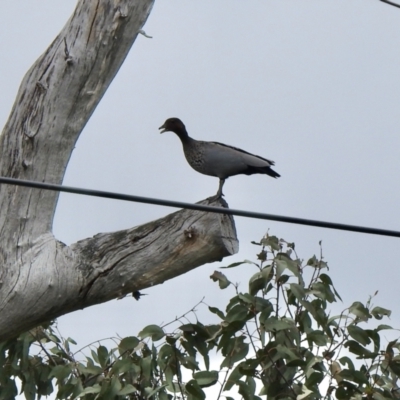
[159,117,280,198]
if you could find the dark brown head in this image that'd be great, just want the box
[159,118,187,135]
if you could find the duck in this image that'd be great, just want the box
[159,117,280,198]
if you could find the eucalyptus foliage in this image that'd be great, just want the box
[0,234,397,400]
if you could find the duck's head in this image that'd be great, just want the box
[159,118,187,134]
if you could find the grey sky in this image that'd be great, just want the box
[1,0,399,359]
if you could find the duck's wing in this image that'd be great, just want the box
[210,141,276,166]
[203,141,280,179]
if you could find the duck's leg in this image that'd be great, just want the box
[216,179,225,198]
[208,179,225,201]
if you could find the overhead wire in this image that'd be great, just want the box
[0,176,398,238]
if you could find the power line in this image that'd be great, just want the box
[0,176,398,238]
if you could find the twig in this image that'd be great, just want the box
[72,337,118,357]
[172,345,185,399]
[161,297,205,329]
[30,329,58,366]
[217,369,230,400]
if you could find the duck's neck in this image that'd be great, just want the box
[173,128,192,145]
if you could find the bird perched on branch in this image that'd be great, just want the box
[159,117,280,198]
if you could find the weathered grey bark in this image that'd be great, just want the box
[0,1,239,340]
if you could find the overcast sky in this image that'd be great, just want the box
[1,0,400,384]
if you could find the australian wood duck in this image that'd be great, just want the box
[159,117,280,198]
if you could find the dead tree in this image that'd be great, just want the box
[0,1,238,340]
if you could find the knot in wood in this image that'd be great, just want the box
[184,227,196,239]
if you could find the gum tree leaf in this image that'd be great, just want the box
[261,235,280,250]
[221,260,257,269]
[349,302,370,322]
[210,271,231,289]
[119,336,140,354]
[185,379,205,400]
[371,306,391,320]
[225,304,249,323]
[208,306,225,319]
[193,371,219,388]
[347,325,371,346]
[275,253,300,279]
[249,266,273,295]
[138,325,165,341]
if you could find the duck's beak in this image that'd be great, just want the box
[159,124,166,134]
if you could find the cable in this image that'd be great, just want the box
[0,176,399,238]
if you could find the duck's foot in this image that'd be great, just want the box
[207,192,224,202]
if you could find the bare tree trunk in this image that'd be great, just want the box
[0,1,239,340]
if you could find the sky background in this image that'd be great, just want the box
[1,0,400,394]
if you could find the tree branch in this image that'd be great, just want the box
[0,0,154,242]
[0,197,238,340]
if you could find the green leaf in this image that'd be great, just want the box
[145,384,169,399]
[238,359,259,376]
[304,355,324,374]
[0,379,18,399]
[237,293,255,304]
[22,380,36,400]
[307,255,318,267]
[254,298,274,315]
[210,271,231,289]
[307,330,328,346]
[344,340,374,358]
[138,324,165,341]
[335,381,358,399]
[261,235,280,250]
[298,310,312,334]
[319,273,342,301]
[220,337,249,369]
[209,306,225,319]
[193,370,219,388]
[90,349,99,363]
[389,360,400,376]
[111,358,135,375]
[77,360,103,375]
[376,324,393,331]
[338,369,369,385]
[185,379,205,400]
[248,266,273,295]
[365,329,380,353]
[236,379,255,400]
[66,336,77,345]
[224,363,244,391]
[338,356,355,371]
[77,384,101,396]
[97,345,109,368]
[225,304,249,323]
[109,376,122,396]
[371,306,391,320]
[310,282,335,302]
[286,359,307,367]
[289,283,306,300]
[118,384,137,395]
[347,325,371,346]
[348,302,370,322]
[48,364,72,380]
[221,260,257,269]
[180,355,199,371]
[119,336,140,354]
[275,253,300,279]
[263,316,295,332]
[305,371,324,387]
